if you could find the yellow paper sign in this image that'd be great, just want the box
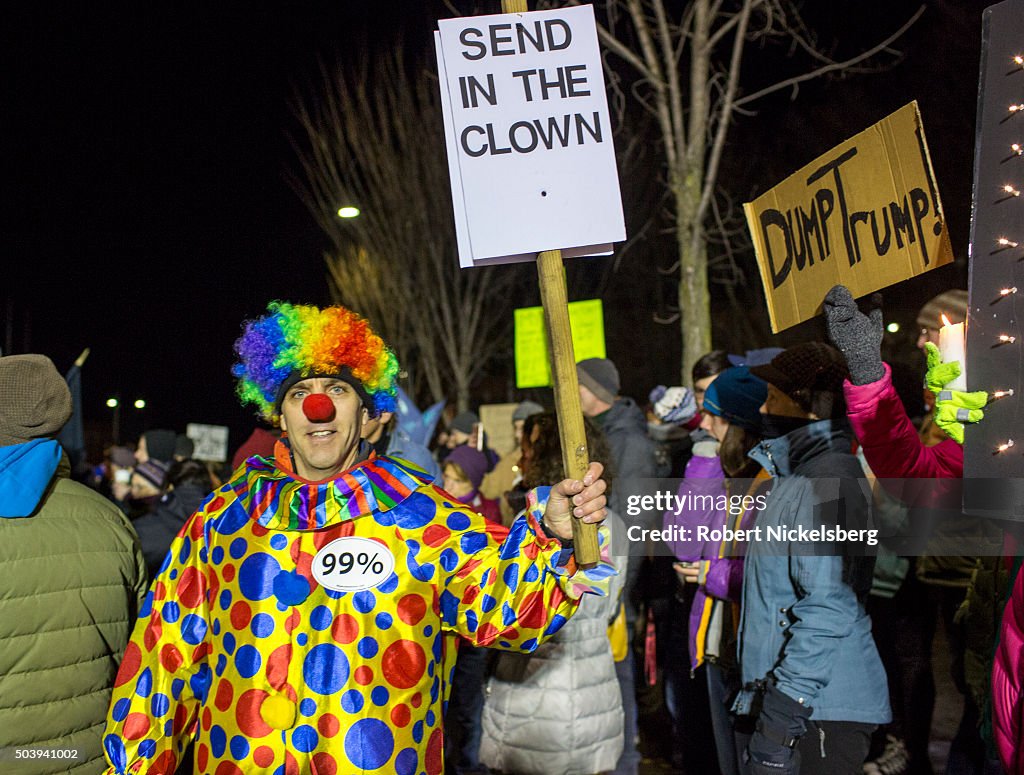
[515,299,606,388]
[744,102,953,332]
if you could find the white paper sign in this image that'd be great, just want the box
[312,536,396,593]
[185,423,229,463]
[436,5,626,267]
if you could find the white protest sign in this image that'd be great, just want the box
[435,5,625,267]
[185,423,229,463]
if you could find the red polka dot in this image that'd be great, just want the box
[354,666,374,685]
[476,623,499,645]
[206,570,220,605]
[311,752,337,775]
[152,581,167,601]
[191,641,212,663]
[208,496,226,513]
[396,595,426,626]
[390,704,411,727]
[456,558,483,580]
[235,689,273,738]
[143,615,163,652]
[214,679,234,712]
[190,512,207,540]
[172,704,191,735]
[331,613,358,644]
[197,743,209,771]
[222,564,236,582]
[114,641,142,687]
[295,551,314,581]
[202,707,212,730]
[266,644,293,691]
[422,524,451,547]
[178,566,205,609]
[461,585,480,605]
[160,644,184,673]
[231,601,252,630]
[284,610,301,634]
[410,693,422,709]
[123,713,150,740]
[318,713,340,738]
[150,751,177,772]
[381,640,427,689]
[425,727,444,775]
[251,522,269,537]
[517,590,546,630]
[215,762,244,775]
[285,751,300,775]
[253,746,275,767]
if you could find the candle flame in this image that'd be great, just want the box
[997,439,1015,453]
[940,313,953,327]
[1016,55,1024,66]
[1002,287,1019,296]
[998,237,1020,247]
[999,335,1017,344]
[1005,185,1021,197]
[993,389,1015,399]
[1013,144,1024,155]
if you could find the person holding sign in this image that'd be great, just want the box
[101,301,614,775]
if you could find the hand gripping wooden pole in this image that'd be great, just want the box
[500,0,600,567]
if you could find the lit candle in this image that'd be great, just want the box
[938,313,967,390]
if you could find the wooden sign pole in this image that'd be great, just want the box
[500,0,601,566]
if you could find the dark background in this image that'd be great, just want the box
[2,0,989,457]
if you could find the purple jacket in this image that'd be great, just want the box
[663,452,753,669]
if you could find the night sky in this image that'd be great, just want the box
[2,1,995,456]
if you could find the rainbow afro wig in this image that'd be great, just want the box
[232,301,399,420]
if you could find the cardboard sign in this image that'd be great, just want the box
[186,423,229,463]
[515,299,605,388]
[963,0,1024,519]
[435,5,625,267]
[745,102,953,332]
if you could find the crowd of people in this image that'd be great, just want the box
[1,284,1022,775]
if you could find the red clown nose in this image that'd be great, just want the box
[302,393,336,423]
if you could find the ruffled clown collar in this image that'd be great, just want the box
[230,440,429,531]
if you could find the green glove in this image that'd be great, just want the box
[923,343,988,444]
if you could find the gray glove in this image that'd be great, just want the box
[823,285,884,385]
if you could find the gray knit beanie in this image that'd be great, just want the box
[576,358,620,405]
[0,354,72,447]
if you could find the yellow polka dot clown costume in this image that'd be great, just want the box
[103,301,614,775]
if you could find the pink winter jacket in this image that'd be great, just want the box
[843,363,962,479]
[994,567,1024,773]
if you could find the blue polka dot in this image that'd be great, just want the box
[235,645,262,679]
[178,537,192,564]
[135,667,153,698]
[171,678,185,700]
[460,531,488,554]
[250,613,275,638]
[503,563,520,591]
[211,546,224,564]
[502,603,517,627]
[112,697,130,722]
[163,719,174,737]
[219,589,232,611]
[198,547,208,563]
[138,739,156,759]
[300,698,317,717]
[446,511,471,531]
[229,536,248,560]
[375,612,393,630]
[524,564,540,583]
[412,720,425,744]
[273,569,311,606]
[210,724,227,758]
[395,747,418,775]
[378,573,399,593]
[310,605,333,631]
[358,637,379,659]
[465,610,479,633]
[230,735,249,760]
[544,613,568,636]
[353,591,376,613]
[297,635,308,650]
[293,724,319,753]
[104,735,127,772]
[423,625,433,637]
[270,533,288,550]
[139,591,154,619]
[151,693,170,718]
[161,602,181,623]
[212,619,221,636]
[521,637,537,651]
[426,710,436,726]
[180,614,207,646]
[391,493,438,529]
[215,502,250,535]
[481,594,497,613]
[428,661,435,678]
[371,686,389,706]
[238,552,282,601]
[168,569,178,580]
[303,644,349,695]
[439,548,460,572]
[341,689,364,714]
[345,718,395,770]
[190,664,212,702]
[216,654,227,676]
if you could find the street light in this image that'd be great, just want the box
[886,322,900,334]
[337,206,360,219]
[106,397,121,443]
[106,397,119,408]
[134,399,146,409]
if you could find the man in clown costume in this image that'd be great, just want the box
[103,301,614,775]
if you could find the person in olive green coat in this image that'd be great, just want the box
[0,354,146,775]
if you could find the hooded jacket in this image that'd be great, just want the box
[0,439,146,774]
[101,449,614,775]
[133,482,213,582]
[733,421,890,724]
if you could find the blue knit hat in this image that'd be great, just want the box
[703,366,767,433]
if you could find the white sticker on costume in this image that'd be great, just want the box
[312,537,396,593]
